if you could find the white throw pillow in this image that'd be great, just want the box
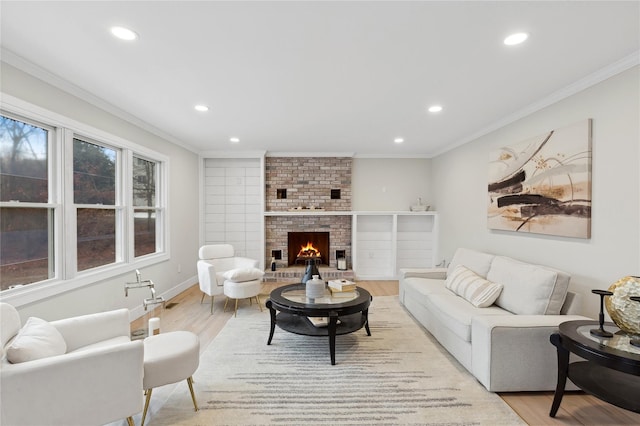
[6,317,67,364]
[445,265,503,308]
[223,267,265,283]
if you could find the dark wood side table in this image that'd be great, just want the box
[266,283,372,365]
[549,320,640,417]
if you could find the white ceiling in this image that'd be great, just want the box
[1,1,638,157]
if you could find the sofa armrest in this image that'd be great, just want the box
[1,340,144,426]
[51,308,131,352]
[471,314,590,392]
[400,267,447,280]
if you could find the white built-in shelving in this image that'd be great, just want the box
[352,211,438,280]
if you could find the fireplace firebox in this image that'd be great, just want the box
[287,232,330,266]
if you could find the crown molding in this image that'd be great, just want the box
[266,152,355,158]
[199,150,267,158]
[1,48,200,155]
[429,50,640,158]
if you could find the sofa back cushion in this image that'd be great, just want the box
[445,265,504,308]
[487,256,570,315]
[447,248,495,279]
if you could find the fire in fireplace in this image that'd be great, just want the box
[288,232,330,266]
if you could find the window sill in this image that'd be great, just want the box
[1,253,170,308]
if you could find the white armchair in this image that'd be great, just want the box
[0,303,143,426]
[197,244,259,313]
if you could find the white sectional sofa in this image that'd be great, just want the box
[399,248,590,392]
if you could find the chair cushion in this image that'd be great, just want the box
[223,267,265,283]
[6,317,67,363]
[446,265,503,308]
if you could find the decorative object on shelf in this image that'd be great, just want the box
[271,257,276,271]
[301,258,321,284]
[590,289,613,338]
[305,275,325,300]
[630,296,640,348]
[605,276,640,335]
[410,197,429,212]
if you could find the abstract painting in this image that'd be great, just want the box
[488,119,592,238]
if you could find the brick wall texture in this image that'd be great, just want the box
[265,157,352,268]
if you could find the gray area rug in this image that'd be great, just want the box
[149,296,525,425]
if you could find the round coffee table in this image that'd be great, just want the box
[549,320,640,417]
[266,283,372,365]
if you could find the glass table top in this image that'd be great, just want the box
[577,324,640,356]
[281,288,359,305]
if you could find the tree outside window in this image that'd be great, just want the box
[133,157,157,257]
[0,115,51,289]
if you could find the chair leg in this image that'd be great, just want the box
[210,295,214,314]
[234,298,238,317]
[187,376,199,411]
[141,388,153,426]
[126,417,135,426]
[255,295,263,311]
[223,297,230,312]
[200,293,205,304]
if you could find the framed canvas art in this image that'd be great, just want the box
[488,119,592,238]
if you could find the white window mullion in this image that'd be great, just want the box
[62,128,78,279]
[50,125,63,280]
[122,150,133,263]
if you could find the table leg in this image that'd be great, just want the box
[266,300,276,345]
[328,312,339,365]
[549,333,569,417]
[363,308,371,336]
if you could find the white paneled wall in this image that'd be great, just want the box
[203,158,263,265]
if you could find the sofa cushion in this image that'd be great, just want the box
[488,256,569,315]
[426,292,511,342]
[447,248,495,279]
[446,265,504,308]
[223,267,264,283]
[6,317,67,363]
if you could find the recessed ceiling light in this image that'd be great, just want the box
[194,105,209,112]
[230,137,240,143]
[428,105,443,113]
[504,32,528,46]
[110,26,138,41]
[394,137,404,144]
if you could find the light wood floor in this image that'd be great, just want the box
[132,281,640,426]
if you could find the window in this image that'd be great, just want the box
[132,156,159,257]
[74,138,118,271]
[0,115,53,290]
[0,101,168,296]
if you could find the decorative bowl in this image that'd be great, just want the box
[410,205,429,212]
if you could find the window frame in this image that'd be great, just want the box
[0,94,170,307]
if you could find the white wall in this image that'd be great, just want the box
[352,157,433,211]
[431,66,640,318]
[1,63,200,321]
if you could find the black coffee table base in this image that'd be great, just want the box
[266,300,371,365]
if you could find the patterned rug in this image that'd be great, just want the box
[148,296,525,425]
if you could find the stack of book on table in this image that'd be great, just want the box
[328,279,356,295]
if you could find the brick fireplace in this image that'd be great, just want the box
[264,156,352,272]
